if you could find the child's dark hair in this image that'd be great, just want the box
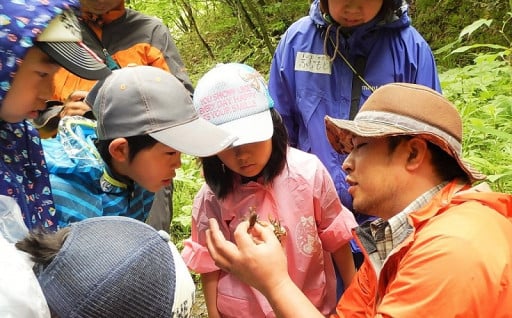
[15,227,71,268]
[16,228,72,318]
[95,135,159,167]
[201,108,288,199]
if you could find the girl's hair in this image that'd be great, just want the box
[95,135,159,167]
[201,108,288,199]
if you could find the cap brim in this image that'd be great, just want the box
[150,116,237,157]
[32,105,64,128]
[219,110,273,147]
[36,41,111,80]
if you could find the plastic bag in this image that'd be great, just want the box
[0,195,29,243]
[0,196,50,317]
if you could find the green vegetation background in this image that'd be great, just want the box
[126,0,512,243]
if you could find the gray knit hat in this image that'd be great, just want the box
[37,216,176,317]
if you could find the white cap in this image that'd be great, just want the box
[193,63,274,146]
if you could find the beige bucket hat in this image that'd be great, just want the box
[325,83,485,182]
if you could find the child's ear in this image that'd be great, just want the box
[109,138,130,162]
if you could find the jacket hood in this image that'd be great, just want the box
[452,182,512,221]
[409,181,512,226]
[309,0,410,30]
[0,0,81,103]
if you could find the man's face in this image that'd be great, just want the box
[80,0,124,15]
[1,47,59,123]
[327,0,383,27]
[342,136,408,219]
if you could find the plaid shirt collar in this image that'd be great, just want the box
[365,182,448,273]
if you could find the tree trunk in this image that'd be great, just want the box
[242,0,275,55]
[233,0,263,39]
[177,0,215,59]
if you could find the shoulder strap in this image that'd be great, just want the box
[79,20,121,70]
[349,56,366,120]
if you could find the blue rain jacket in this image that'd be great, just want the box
[41,117,154,228]
[269,0,441,216]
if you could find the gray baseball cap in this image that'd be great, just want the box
[86,65,237,157]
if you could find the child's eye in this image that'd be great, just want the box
[36,71,49,78]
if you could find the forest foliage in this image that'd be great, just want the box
[124,0,512,241]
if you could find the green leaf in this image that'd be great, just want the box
[449,44,509,55]
[459,19,493,38]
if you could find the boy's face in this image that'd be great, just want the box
[117,141,182,193]
[327,0,383,27]
[1,47,60,123]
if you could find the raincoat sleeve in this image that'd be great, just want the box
[181,185,223,273]
[314,158,357,252]
[395,27,442,93]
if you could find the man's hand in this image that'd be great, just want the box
[60,91,90,117]
[205,218,289,295]
[206,219,326,318]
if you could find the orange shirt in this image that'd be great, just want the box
[335,180,512,317]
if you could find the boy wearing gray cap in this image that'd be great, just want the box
[41,65,236,228]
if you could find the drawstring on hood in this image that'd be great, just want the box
[313,0,410,89]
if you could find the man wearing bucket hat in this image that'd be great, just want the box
[0,0,111,232]
[41,65,237,229]
[204,83,512,317]
[268,1,442,289]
